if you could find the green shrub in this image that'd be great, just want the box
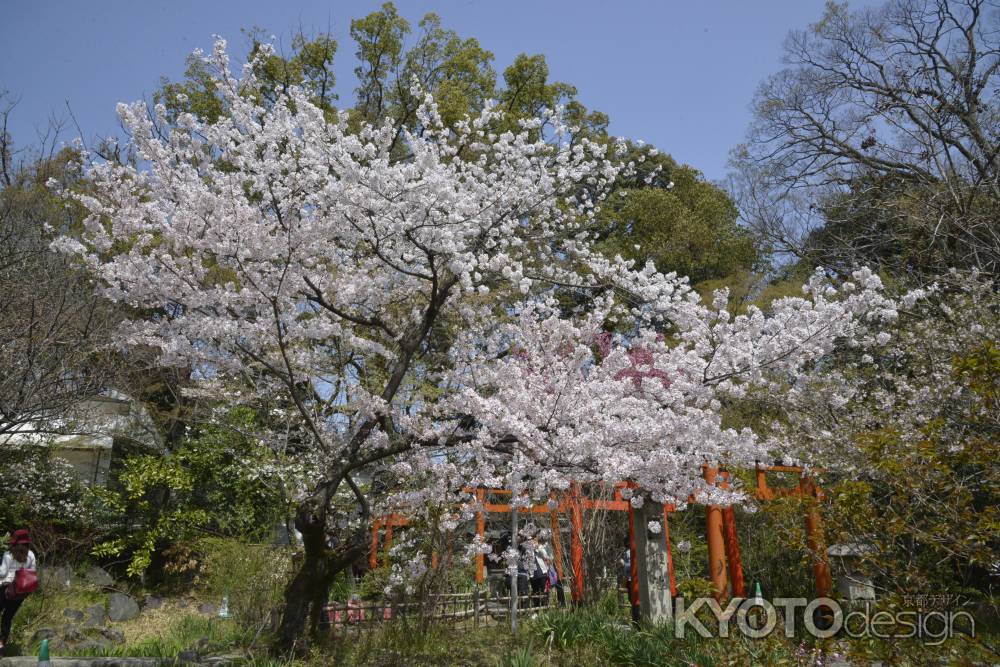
[198,537,293,637]
[9,586,108,655]
[0,445,88,529]
[529,605,810,667]
[357,565,391,602]
[326,569,353,603]
[91,407,300,578]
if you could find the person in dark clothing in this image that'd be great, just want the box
[513,543,530,605]
[0,529,36,651]
[622,534,635,589]
[496,533,529,600]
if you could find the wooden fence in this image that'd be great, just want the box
[322,588,559,635]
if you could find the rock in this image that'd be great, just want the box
[108,592,140,622]
[272,523,291,546]
[40,565,73,590]
[143,595,163,610]
[76,637,112,653]
[31,627,57,642]
[85,602,107,627]
[191,637,224,654]
[178,598,189,608]
[47,638,70,654]
[63,625,86,642]
[63,607,84,621]
[100,627,125,644]
[197,602,217,615]
[177,649,201,664]
[84,565,114,587]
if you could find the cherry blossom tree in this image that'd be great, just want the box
[57,40,901,648]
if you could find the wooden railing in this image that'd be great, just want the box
[322,588,560,634]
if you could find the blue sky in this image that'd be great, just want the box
[2,1,876,182]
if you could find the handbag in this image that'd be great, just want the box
[7,568,38,600]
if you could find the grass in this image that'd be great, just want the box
[522,602,1000,667]
[10,587,253,660]
[98,613,249,658]
[11,585,999,666]
[277,598,1000,667]
[316,620,515,667]
[7,585,108,656]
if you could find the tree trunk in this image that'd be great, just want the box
[273,506,328,655]
[272,502,369,655]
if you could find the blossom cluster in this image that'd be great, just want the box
[423,268,903,508]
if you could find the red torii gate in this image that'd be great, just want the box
[369,481,641,603]
[368,464,832,605]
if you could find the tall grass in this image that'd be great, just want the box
[528,605,805,667]
[57,614,251,658]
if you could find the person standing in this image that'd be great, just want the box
[535,540,565,607]
[620,535,632,604]
[0,529,36,652]
[527,539,549,608]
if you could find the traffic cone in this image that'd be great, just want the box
[38,638,51,667]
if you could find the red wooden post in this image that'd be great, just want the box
[662,504,677,597]
[755,464,771,500]
[722,506,745,597]
[800,475,833,597]
[704,465,729,600]
[475,489,486,584]
[370,520,380,570]
[626,484,640,615]
[720,471,746,598]
[569,482,585,604]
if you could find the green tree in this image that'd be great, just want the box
[92,407,300,578]
[592,146,761,288]
[827,340,1000,602]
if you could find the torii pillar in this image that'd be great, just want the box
[704,466,729,600]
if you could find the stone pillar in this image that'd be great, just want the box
[635,500,673,623]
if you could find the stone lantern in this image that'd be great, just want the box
[827,543,876,602]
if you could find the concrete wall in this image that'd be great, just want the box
[52,445,112,486]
